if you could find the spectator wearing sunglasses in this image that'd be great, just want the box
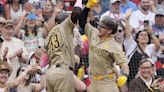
[152,6,164,77]
[0,61,13,92]
[152,7,164,45]
[114,20,126,47]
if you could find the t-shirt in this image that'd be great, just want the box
[0,88,4,92]
[101,11,125,21]
[1,37,28,81]
[129,10,155,31]
[21,28,45,54]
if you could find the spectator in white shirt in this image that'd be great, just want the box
[1,20,28,81]
[101,0,125,22]
[129,0,155,33]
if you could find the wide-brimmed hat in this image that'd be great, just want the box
[0,17,5,23]
[97,16,118,30]
[0,61,12,75]
[3,20,13,28]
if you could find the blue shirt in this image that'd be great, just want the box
[120,1,138,14]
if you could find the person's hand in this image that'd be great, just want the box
[34,47,46,60]
[125,9,132,20]
[53,2,63,16]
[54,4,63,13]
[36,65,45,75]
[86,0,98,8]
[159,81,164,91]
[38,13,44,22]
[20,11,28,20]
[16,48,23,58]
[117,75,128,87]
[2,47,8,61]
[151,77,162,89]
[147,27,154,35]
[25,65,39,75]
[88,11,95,21]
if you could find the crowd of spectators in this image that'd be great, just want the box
[0,0,164,92]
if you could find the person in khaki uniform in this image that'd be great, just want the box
[45,0,97,91]
[46,14,80,92]
[79,14,129,91]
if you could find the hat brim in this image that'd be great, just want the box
[4,24,13,28]
[97,21,111,29]
[0,64,12,74]
[156,13,164,16]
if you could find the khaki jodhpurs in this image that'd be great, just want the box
[46,65,75,92]
[90,78,119,92]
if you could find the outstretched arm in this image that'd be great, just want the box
[79,0,97,31]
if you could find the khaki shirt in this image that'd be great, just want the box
[85,23,127,75]
[46,16,76,69]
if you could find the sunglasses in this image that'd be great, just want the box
[118,30,123,32]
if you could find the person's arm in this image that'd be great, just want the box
[124,9,133,39]
[79,0,97,31]
[113,49,129,87]
[37,14,49,38]
[47,2,63,31]
[119,63,129,77]
[34,66,46,92]
[79,7,90,31]
[10,65,37,88]
[129,11,139,32]
[4,4,11,19]
[148,28,160,51]
[8,46,28,64]
[2,47,8,61]
[159,34,164,42]
[74,75,86,91]
[14,14,26,38]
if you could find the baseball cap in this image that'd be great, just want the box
[97,16,118,30]
[110,0,121,4]
[155,7,164,16]
[26,13,38,20]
